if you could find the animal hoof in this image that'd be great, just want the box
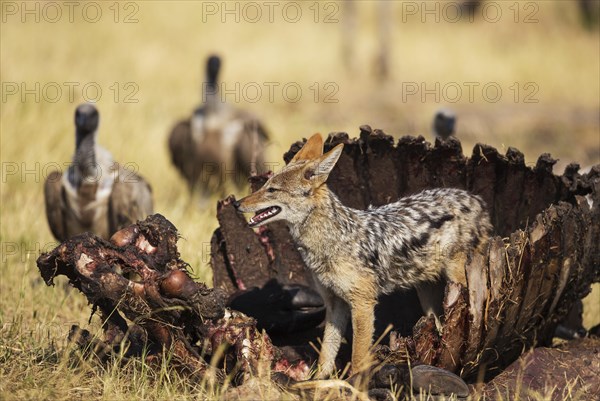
[554,323,587,340]
[284,284,324,308]
[411,364,469,398]
[228,279,325,334]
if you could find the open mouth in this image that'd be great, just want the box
[248,206,281,227]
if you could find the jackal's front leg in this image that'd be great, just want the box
[350,299,376,374]
[316,291,349,379]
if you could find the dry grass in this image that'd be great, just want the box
[1,1,599,400]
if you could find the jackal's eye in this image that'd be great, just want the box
[267,187,278,193]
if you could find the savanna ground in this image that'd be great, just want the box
[1,1,599,400]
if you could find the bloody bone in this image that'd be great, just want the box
[36,214,309,384]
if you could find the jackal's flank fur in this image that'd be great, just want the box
[237,134,492,378]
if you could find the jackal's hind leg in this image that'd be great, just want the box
[416,280,446,331]
[316,291,350,379]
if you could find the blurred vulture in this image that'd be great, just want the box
[168,55,269,196]
[44,103,153,241]
[433,108,456,142]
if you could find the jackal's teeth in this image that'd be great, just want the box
[248,206,281,227]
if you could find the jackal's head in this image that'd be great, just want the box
[236,133,343,228]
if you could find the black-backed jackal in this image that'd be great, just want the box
[236,134,492,378]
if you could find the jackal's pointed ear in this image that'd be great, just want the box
[290,133,323,163]
[303,143,344,186]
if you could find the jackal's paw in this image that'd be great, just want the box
[346,370,371,391]
[313,362,338,381]
[313,369,331,381]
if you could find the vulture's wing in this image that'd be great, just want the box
[44,170,67,241]
[108,166,153,234]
